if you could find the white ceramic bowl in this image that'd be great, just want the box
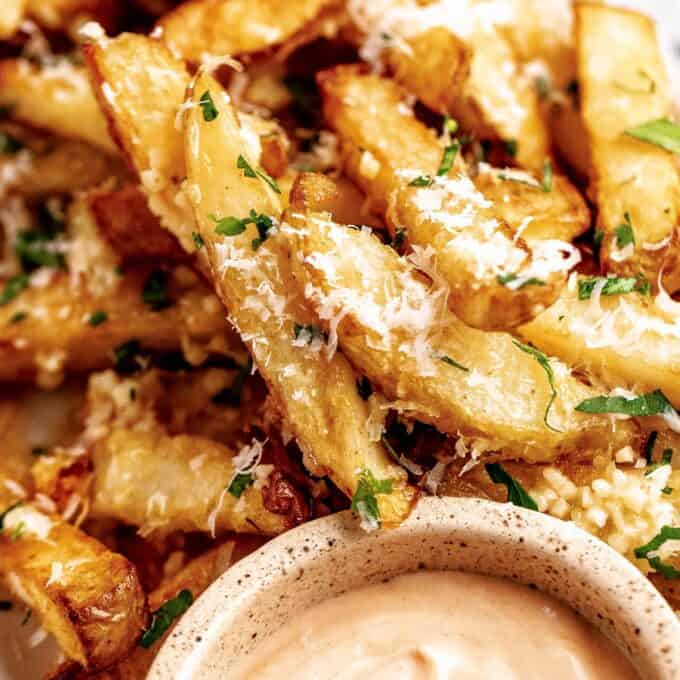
[149,497,680,680]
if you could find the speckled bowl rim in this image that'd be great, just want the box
[148,497,680,680]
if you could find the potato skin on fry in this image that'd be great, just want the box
[0,505,147,670]
[285,207,637,463]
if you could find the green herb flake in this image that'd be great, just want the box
[236,154,281,194]
[211,210,275,248]
[0,274,29,306]
[541,158,553,192]
[112,339,144,375]
[662,487,674,495]
[198,90,218,122]
[443,116,458,135]
[0,131,23,155]
[390,228,406,251]
[228,473,254,499]
[577,276,649,300]
[408,175,434,187]
[485,463,538,510]
[644,431,658,464]
[8,310,27,324]
[15,231,65,271]
[504,139,518,158]
[647,448,674,476]
[625,118,680,154]
[139,589,194,648]
[615,212,635,249]
[439,354,469,372]
[535,76,551,100]
[351,469,393,529]
[634,526,680,579]
[575,389,675,418]
[436,140,460,176]
[10,521,25,541]
[512,340,561,432]
[142,270,171,311]
[192,232,205,249]
[88,310,108,327]
[356,376,372,400]
[496,272,545,289]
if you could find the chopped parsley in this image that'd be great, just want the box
[15,230,65,271]
[443,116,458,135]
[142,270,171,311]
[662,486,674,495]
[512,340,561,432]
[615,212,635,249]
[88,310,108,327]
[408,175,434,187]
[112,339,145,374]
[351,469,393,529]
[10,522,24,541]
[293,323,327,345]
[8,310,27,324]
[485,463,538,510]
[356,376,372,400]
[228,473,254,498]
[0,131,22,155]
[211,210,275,250]
[634,526,680,579]
[643,431,658,464]
[577,275,649,300]
[646,448,673,475]
[624,118,680,154]
[436,140,460,176]
[139,589,194,648]
[390,228,406,251]
[198,90,218,122]
[0,274,29,306]
[575,389,675,418]
[504,139,518,158]
[236,154,281,194]
[212,356,252,407]
[192,232,205,249]
[540,158,553,192]
[439,354,469,372]
[496,272,545,289]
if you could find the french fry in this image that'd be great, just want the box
[25,0,120,32]
[87,184,187,262]
[346,0,549,169]
[285,205,637,463]
[0,59,117,154]
[576,3,680,291]
[182,70,416,525]
[472,163,590,242]
[519,277,680,409]
[0,0,26,40]
[319,68,577,330]
[157,0,343,63]
[0,503,147,670]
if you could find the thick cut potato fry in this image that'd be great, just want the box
[87,184,186,262]
[319,68,576,330]
[0,503,147,670]
[285,207,637,463]
[347,0,549,169]
[91,428,291,536]
[182,71,416,526]
[0,0,26,40]
[0,60,117,154]
[548,99,591,180]
[472,163,590,242]
[576,3,680,291]
[158,0,342,63]
[520,280,680,409]
[25,0,120,31]
[0,265,238,387]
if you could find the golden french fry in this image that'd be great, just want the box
[576,3,680,291]
[285,206,637,463]
[0,0,27,40]
[0,503,147,670]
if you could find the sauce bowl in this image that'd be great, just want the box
[148,497,680,679]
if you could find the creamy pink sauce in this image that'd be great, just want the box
[232,571,638,680]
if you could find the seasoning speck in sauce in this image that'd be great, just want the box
[232,571,638,679]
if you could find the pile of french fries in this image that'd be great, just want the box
[1,0,680,675]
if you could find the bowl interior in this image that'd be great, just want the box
[149,497,680,680]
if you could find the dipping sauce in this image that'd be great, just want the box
[232,571,638,680]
